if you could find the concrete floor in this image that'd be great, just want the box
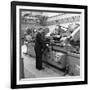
[22,54,65,79]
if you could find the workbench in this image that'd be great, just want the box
[42,43,80,76]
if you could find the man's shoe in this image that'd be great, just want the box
[36,67,45,70]
[40,67,45,70]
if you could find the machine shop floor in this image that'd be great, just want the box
[22,54,65,78]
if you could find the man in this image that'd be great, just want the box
[34,28,49,70]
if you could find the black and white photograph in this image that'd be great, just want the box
[11,1,87,89]
[20,10,80,78]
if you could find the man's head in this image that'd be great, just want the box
[38,28,43,32]
[43,28,49,35]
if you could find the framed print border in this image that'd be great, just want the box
[11,1,88,89]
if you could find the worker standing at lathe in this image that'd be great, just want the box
[34,28,49,70]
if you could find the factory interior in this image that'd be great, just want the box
[20,11,80,79]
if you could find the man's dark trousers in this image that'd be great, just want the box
[34,47,43,70]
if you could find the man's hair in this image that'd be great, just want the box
[38,28,43,31]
